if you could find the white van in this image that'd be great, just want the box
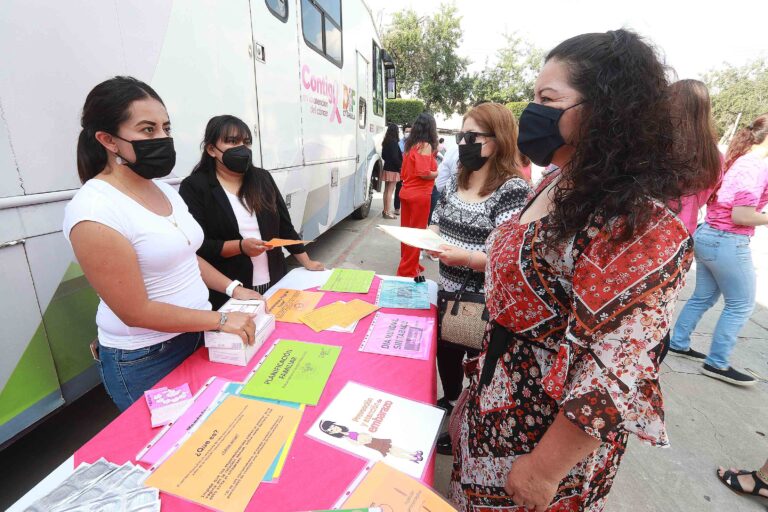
[0,0,395,446]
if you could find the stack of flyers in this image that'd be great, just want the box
[143,383,193,428]
[25,459,160,512]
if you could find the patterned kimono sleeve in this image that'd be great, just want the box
[553,210,693,446]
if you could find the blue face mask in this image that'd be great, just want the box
[517,102,582,166]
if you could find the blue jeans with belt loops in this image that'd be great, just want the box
[96,331,202,411]
[671,223,756,369]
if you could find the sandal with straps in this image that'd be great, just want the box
[717,468,768,500]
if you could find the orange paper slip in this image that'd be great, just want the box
[144,396,302,512]
[265,238,313,247]
[267,289,324,323]
[300,300,379,332]
[339,461,458,511]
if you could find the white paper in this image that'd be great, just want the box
[377,225,450,252]
[306,381,444,479]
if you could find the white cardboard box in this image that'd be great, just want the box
[207,314,275,366]
[204,299,267,349]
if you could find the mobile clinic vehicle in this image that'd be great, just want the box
[0,0,395,446]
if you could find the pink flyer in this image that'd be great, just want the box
[358,312,434,361]
[135,376,230,465]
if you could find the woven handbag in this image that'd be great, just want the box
[437,272,489,350]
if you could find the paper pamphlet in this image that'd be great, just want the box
[144,396,301,512]
[306,381,444,479]
[240,340,341,405]
[300,300,379,332]
[319,268,376,293]
[377,225,450,252]
[376,280,430,310]
[136,377,230,465]
[267,289,325,323]
[266,238,313,247]
[336,462,457,511]
[359,312,434,361]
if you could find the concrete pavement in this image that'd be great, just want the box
[307,193,768,512]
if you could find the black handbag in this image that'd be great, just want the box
[437,272,489,350]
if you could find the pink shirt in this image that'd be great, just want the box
[705,153,768,236]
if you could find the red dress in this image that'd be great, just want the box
[449,172,693,511]
[396,146,437,277]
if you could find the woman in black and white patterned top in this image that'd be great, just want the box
[427,103,530,453]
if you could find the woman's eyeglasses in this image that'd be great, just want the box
[455,131,494,145]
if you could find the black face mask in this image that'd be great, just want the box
[458,142,488,172]
[216,145,252,174]
[114,135,176,179]
[517,102,582,167]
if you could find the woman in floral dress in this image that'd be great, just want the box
[449,30,700,512]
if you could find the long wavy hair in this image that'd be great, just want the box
[668,79,722,195]
[382,122,399,149]
[545,29,696,242]
[457,102,524,196]
[191,115,276,215]
[724,113,768,170]
[404,113,438,153]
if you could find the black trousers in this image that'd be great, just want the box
[393,180,403,210]
[437,340,479,401]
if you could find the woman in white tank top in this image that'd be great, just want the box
[64,77,262,410]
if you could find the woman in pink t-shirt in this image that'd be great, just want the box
[670,113,768,386]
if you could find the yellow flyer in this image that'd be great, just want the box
[267,289,325,323]
[300,300,379,332]
[145,396,301,512]
[339,462,457,511]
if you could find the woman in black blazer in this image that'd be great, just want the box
[180,115,323,309]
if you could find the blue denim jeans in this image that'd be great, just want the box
[96,332,202,411]
[671,223,755,369]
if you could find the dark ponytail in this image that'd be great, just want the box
[77,76,164,183]
[724,113,768,171]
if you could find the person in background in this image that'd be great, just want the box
[438,137,447,155]
[670,113,768,386]
[394,123,412,215]
[436,144,459,193]
[380,123,402,219]
[450,29,697,511]
[427,102,531,455]
[396,113,438,277]
[667,79,723,235]
[64,77,260,411]
[180,115,323,310]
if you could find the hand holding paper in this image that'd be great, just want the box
[377,225,451,252]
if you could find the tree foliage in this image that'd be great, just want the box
[702,58,768,137]
[382,4,472,116]
[472,34,544,104]
[385,98,426,126]
[505,101,528,119]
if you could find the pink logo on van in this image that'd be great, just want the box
[302,65,342,124]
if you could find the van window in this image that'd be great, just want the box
[266,0,288,21]
[301,0,343,67]
[372,42,384,116]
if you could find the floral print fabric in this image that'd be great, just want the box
[450,173,693,511]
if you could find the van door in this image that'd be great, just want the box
[355,51,370,207]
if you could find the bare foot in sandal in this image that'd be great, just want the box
[717,461,768,500]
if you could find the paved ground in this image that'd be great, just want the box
[2,192,767,511]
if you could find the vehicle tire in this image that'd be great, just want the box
[351,172,375,219]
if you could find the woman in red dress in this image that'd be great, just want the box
[449,30,699,512]
[396,112,438,277]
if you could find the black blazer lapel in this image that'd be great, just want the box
[208,170,239,233]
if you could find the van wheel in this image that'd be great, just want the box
[352,174,375,219]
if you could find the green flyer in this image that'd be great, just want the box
[241,340,341,405]
[319,268,376,293]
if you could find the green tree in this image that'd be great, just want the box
[471,33,544,104]
[702,58,768,138]
[382,4,472,116]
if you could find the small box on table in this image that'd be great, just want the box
[205,298,275,366]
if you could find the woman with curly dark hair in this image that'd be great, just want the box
[448,30,695,512]
[396,112,439,277]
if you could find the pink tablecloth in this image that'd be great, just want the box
[74,277,438,511]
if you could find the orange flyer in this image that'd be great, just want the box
[340,461,458,511]
[267,289,325,323]
[265,238,313,247]
[144,396,301,512]
[299,299,379,332]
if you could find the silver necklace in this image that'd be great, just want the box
[114,176,191,245]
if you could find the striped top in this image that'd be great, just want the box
[430,175,530,292]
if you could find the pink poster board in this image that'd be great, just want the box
[358,312,434,360]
